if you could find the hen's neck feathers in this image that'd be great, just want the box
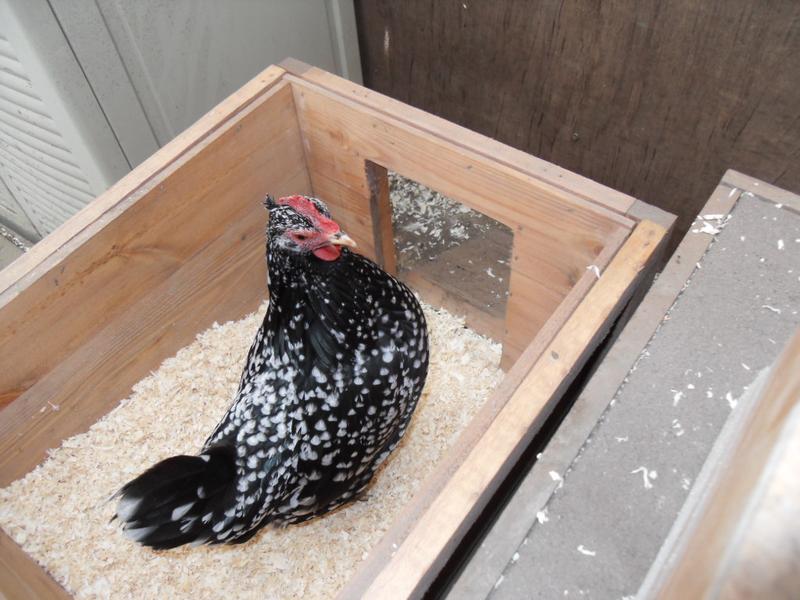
[266,243,353,303]
[264,244,363,364]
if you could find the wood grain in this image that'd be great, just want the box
[363,161,397,274]
[279,58,637,217]
[723,169,800,213]
[288,76,632,366]
[717,402,800,599]
[354,1,800,255]
[0,75,300,410]
[648,331,800,600]
[0,529,70,600]
[342,220,664,599]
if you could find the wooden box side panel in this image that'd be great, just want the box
[279,59,638,216]
[340,220,665,600]
[648,331,800,599]
[287,77,634,367]
[0,81,313,486]
[340,224,632,597]
[1,529,69,600]
[0,67,293,411]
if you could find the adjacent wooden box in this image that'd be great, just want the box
[0,59,672,599]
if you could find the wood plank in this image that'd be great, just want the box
[289,81,380,263]
[341,224,633,598]
[503,249,579,362]
[503,227,629,366]
[0,166,310,487]
[0,529,70,600]
[0,78,301,410]
[364,161,398,274]
[644,330,800,600]
[352,2,800,256]
[339,220,664,599]
[450,188,719,599]
[279,58,637,217]
[715,402,800,599]
[627,199,677,231]
[289,77,633,231]
[722,169,800,213]
[289,77,632,364]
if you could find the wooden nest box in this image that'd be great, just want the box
[0,59,673,598]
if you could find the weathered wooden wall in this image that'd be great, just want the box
[354,0,800,253]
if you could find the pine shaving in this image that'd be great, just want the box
[0,301,502,600]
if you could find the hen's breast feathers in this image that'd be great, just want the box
[202,252,428,529]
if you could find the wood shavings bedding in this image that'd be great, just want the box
[0,301,502,600]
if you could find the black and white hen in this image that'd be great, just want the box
[115,194,429,548]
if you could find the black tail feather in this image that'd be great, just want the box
[115,445,236,549]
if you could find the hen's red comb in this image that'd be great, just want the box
[277,195,340,234]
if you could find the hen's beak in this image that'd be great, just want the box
[328,231,357,248]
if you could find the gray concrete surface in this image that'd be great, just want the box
[489,195,800,599]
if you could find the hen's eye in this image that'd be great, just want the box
[294,233,309,241]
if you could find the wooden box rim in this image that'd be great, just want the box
[0,59,673,600]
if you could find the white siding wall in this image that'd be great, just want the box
[0,0,362,241]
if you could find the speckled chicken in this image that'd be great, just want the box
[115,195,429,548]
